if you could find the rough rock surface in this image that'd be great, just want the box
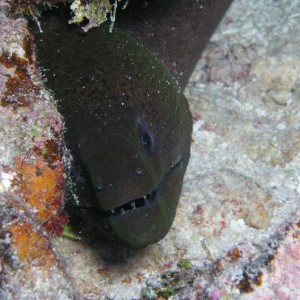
[0,9,75,300]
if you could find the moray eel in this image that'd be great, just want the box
[32,0,233,248]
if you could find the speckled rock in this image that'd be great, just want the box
[0,10,76,299]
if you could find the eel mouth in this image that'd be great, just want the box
[75,157,183,219]
[102,157,183,218]
[107,189,157,217]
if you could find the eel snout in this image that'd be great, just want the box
[102,155,184,218]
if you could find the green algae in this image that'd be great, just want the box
[69,0,119,32]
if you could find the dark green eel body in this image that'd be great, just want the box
[32,0,232,248]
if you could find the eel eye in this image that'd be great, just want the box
[142,130,152,152]
[138,120,155,155]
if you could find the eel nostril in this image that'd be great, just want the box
[135,167,143,176]
[95,182,106,192]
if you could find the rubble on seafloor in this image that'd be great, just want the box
[0,0,300,299]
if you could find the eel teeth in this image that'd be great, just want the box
[108,189,157,217]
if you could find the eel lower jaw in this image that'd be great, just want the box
[72,156,186,248]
